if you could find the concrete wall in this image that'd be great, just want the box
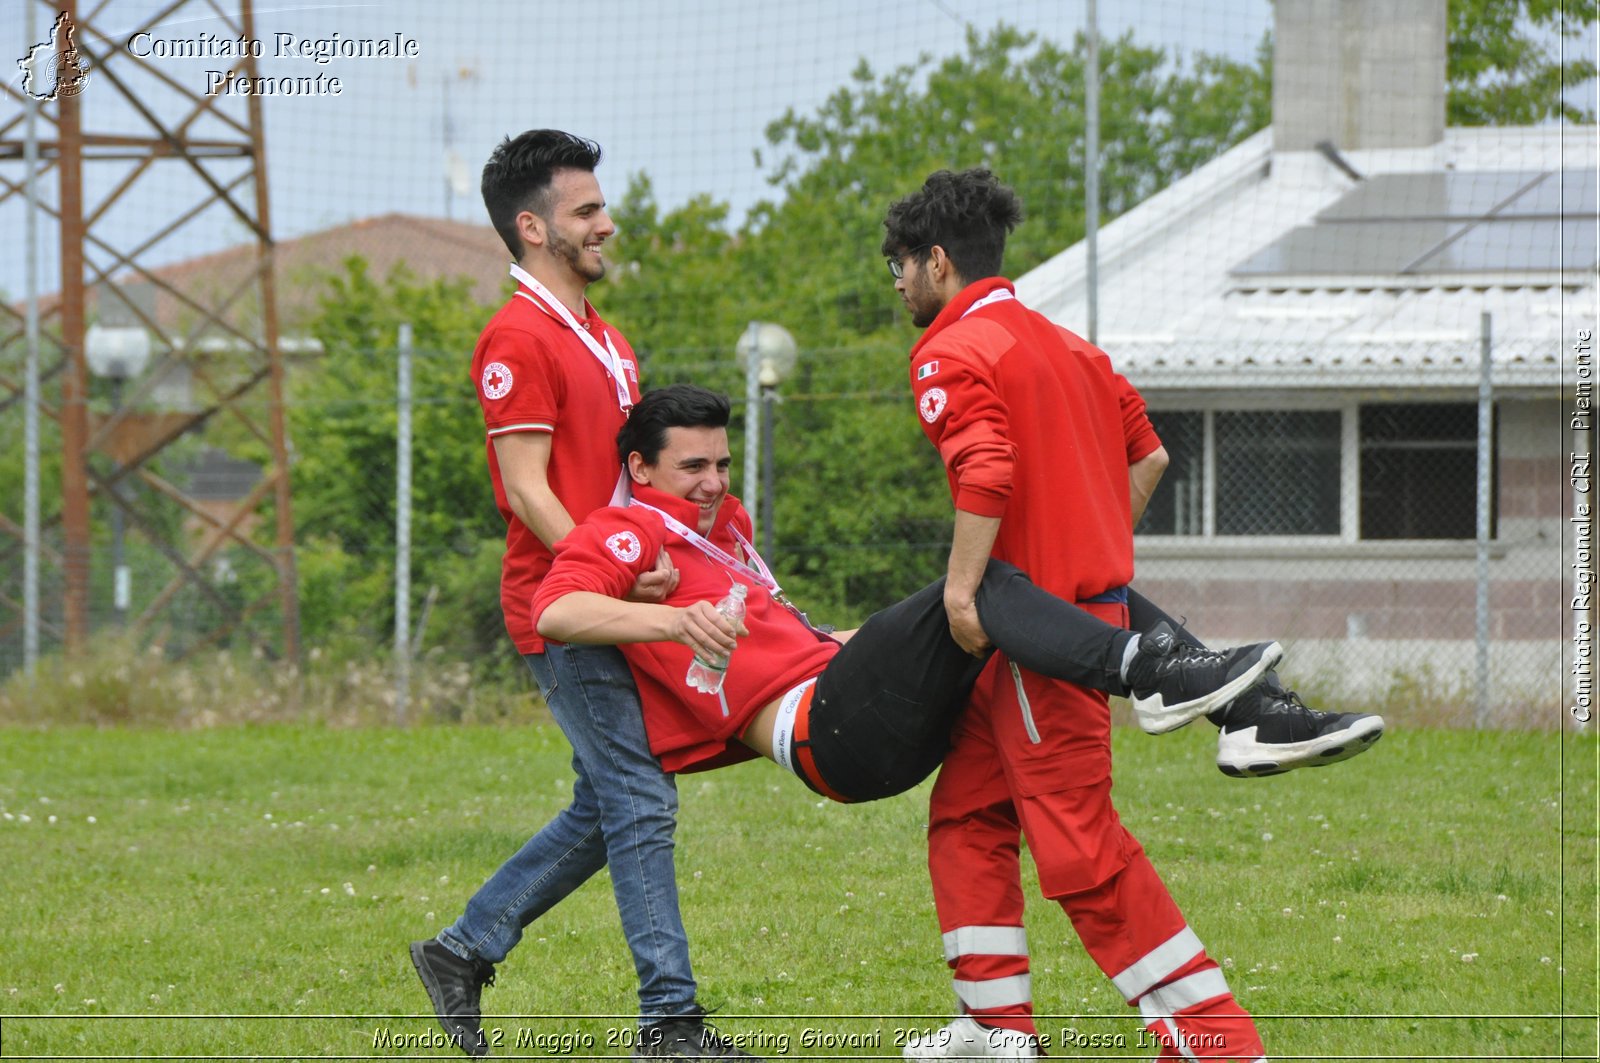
[1273,0,1447,152]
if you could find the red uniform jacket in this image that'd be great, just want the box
[531,485,840,774]
[910,279,1162,794]
[908,278,1161,603]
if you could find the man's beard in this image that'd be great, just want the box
[908,273,940,327]
[547,226,605,283]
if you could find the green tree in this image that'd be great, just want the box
[1448,0,1597,123]
[282,258,508,669]
[598,24,1271,620]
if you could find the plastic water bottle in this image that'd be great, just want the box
[685,582,748,697]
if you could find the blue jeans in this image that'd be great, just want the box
[439,643,695,1022]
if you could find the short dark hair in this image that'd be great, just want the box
[618,384,731,465]
[481,129,603,258]
[880,168,1023,282]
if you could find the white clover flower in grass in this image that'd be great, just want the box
[1461,953,1478,963]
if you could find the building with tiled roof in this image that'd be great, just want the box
[1015,0,1594,721]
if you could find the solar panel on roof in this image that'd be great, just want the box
[1315,172,1546,221]
[1408,218,1598,273]
[1232,169,1599,278]
[1495,174,1599,217]
[1232,220,1465,275]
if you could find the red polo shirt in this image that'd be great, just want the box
[531,486,840,773]
[472,284,642,652]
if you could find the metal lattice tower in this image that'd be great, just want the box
[0,0,298,666]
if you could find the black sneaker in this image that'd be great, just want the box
[1216,687,1385,777]
[1125,622,1283,735]
[409,939,495,1057]
[634,1004,764,1061]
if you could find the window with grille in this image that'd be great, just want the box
[1138,411,1203,535]
[1215,409,1341,535]
[1137,402,1488,541]
[1359,403,1488,540]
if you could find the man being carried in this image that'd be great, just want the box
[532,384,1282,806]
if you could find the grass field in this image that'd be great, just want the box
[0,722,1594,1060]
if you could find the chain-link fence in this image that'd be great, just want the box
[0,0,1589,727]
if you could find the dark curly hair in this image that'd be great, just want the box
[618,385,732,466]
[881,168,1023,282]
[481,129,603,259]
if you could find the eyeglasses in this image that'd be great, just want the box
[886,245,929,279]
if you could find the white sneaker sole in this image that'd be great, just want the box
[1217,714,1386,778]
[1132,641,1284,735]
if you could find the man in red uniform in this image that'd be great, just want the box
[884,169,1277,1061]
[409,130,757,1061]
[529,385,1281,804]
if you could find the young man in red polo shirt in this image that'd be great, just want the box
[529,384,1281,804]
[409,130,754,1060]
[884,169,1380,1061]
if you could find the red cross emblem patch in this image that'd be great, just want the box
[605,531,643,564]
[919,387,948,424]
[481,361,513,400]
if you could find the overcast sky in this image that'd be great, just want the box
[2,0,1285,300]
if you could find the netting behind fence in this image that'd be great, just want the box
[1,0,1592,726]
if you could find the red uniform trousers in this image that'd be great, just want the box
[927,604,1265,1061]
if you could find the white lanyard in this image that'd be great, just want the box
[961,287,1015,319]
[628,500,779,595]
[508,263,634,413]
[629,499,833,634]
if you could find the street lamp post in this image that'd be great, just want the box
[735,322,798,554]
[85,324,151,627]
[759,361,780,559]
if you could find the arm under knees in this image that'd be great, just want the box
[975,561,1133,695]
